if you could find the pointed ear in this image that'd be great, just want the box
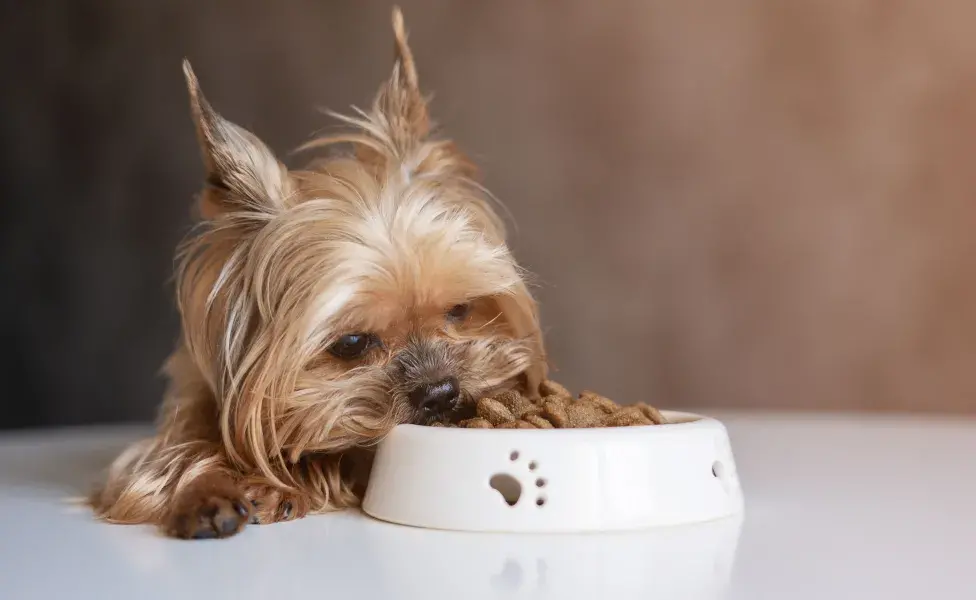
[376,8,430,150]
[182,60,289,219]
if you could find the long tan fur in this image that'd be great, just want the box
[90,8,546,538]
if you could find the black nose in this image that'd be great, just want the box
[409,377,460,413]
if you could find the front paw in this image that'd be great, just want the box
[244,485,306,525]
[165,479,251,539]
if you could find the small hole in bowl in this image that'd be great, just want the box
[510,451,519,462]
[490,473,522,506]
[528,461,538,471]
[535,478,546,488]
[712,460,726,479]
[536,496,546,507]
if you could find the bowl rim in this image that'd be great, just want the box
[390,410,721,438]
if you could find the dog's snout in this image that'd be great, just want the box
[409,377,460,413]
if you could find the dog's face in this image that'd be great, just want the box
[174,13,545,471]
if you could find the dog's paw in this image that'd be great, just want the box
[244,484,307,525]
[165,478,251,540]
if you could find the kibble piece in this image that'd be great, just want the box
[603,406,652,427]
[638,403,668,425]
[578,390,618,414]
[542,398,570,428]
[565,401,607,428]
[494,390,534,418]
[540,393,569,407]
[523,414,554,429]
[540,379,572,399]
[497,420,536,429]
[458,417,494,429]
[477,398,516,425]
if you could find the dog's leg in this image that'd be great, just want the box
[92,350,370,536]
[241,450,369,525]
[91,435,251,539]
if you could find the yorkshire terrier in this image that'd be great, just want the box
[91,8,547,539]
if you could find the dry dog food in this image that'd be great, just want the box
[431,380,667,428]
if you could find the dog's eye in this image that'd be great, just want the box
[328,333,375,359]
[447,303,471,321]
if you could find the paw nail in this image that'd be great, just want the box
[282,502,292,518]
[233,501,248,517]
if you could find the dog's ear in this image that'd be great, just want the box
[182,60,289,219]
[377,7,431,150]
[361,8,479,177]
[302,9,477,179]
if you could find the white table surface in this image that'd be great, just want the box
[1,411,973,600]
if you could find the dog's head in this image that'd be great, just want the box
[175,9,546,476]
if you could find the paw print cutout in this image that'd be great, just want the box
[489,450,547,507]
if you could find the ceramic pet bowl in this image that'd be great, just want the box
[362,410,743,532]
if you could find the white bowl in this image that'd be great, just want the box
[362,410,743,532]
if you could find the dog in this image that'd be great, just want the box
[90,8,547,539]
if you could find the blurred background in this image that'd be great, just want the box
[3,0,976,430]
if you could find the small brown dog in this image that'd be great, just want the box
[91,8,547,539]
